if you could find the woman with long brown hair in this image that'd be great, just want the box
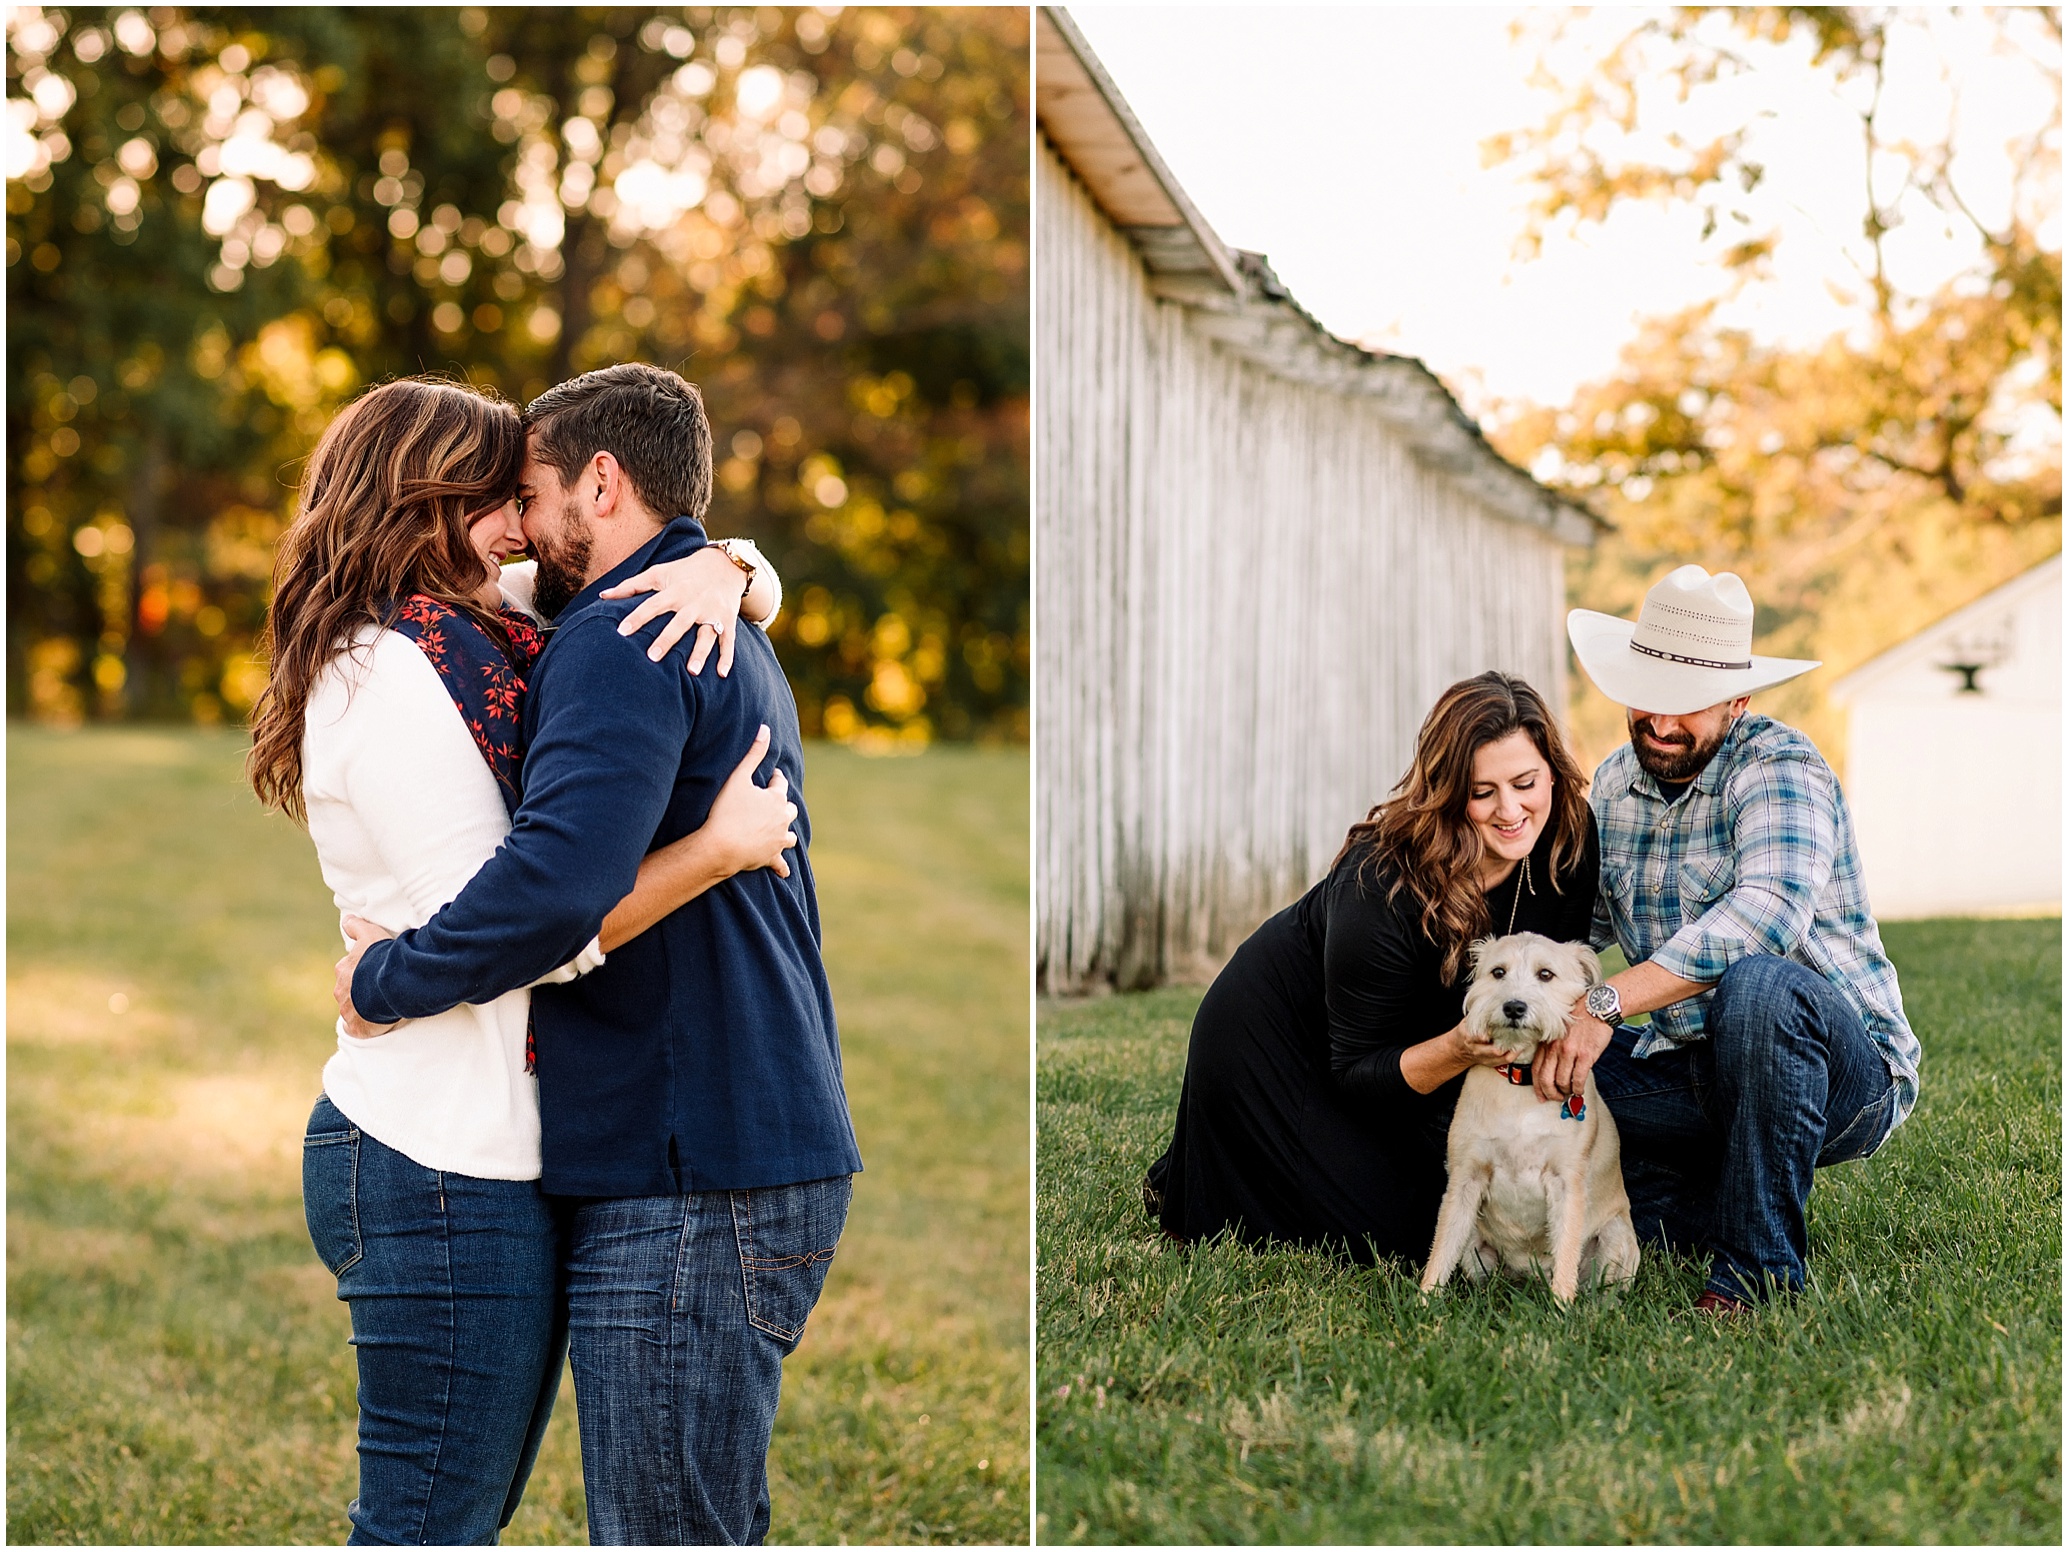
[249,376,795,1545]
[1144,671,1601,1264]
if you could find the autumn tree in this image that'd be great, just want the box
[1486,7,2061,762]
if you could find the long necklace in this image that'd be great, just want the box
[1504,854,1534,936]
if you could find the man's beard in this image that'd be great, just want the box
[1628,712,1730,781]
[530,521,592,620]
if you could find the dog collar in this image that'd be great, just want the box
[1493,1063,1587,1120]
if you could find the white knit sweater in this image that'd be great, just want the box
[302,567,599,1181]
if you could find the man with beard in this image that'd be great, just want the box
[1531,565,1919,1314]
[338,362,862,1542]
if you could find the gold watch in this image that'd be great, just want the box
[713,539,757,597]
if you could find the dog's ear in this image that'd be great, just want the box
[1467,936,1496,977]
[1571,944,1603,988]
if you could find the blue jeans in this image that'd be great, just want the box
[563,1175,852,1546]
[1591,956,1898,1302]
[302,1095,565,1546]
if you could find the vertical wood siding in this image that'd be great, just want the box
[1037,144,1568,993]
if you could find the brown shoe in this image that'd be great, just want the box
[1694,1290,1751,1316]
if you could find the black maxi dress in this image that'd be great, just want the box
[1145,812,1601,1264]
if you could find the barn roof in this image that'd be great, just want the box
[1830,551,2061,701]
[1036,6,1602,548]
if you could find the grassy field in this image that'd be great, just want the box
[7,727,1029,1545]
[1037,919,2061,1544]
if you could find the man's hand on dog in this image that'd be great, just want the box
[1534,1010,1615,1104]
[334,914,399,1039]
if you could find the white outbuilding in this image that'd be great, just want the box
[1035,8,1600,992]
[1829,553,2061,919]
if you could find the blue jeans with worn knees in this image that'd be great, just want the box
[564,1175,853,1546]
[1589,956,1897,1302]
[302,1095,567,1546]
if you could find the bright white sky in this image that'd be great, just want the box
[1066,6,2060,417]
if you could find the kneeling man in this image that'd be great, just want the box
[1533,564,1920,1313]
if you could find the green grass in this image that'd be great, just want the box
[7,727,1029,1545]
[1036,919,2061,1544]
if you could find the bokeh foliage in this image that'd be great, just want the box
[6,5,1029,746]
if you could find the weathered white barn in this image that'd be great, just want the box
[1035,8,1600,993]
[1829,554,2061,919]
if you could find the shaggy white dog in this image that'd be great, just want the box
[1419,932,1641,1304]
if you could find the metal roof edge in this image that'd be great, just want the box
[1037,8,1242,294]
[1036,8,1602,548]
[1159,254,1604,545]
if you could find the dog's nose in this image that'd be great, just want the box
[1502,999,1528,1023]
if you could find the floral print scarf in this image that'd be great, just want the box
[388,594,550,1074]
[388,594,545,817]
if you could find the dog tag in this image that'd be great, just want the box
[1560,1093,1586,1122]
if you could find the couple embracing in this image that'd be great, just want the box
[1148,565,1921,1312]
[248,363,861,1545]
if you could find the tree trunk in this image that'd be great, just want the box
[124,430,168,716]
[550,210,599,384]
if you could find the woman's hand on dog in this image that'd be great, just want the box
[1448,1027,1514,1069]
[1402,1023,1516,1092]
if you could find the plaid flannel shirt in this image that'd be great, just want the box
[1589,713,1920,1129]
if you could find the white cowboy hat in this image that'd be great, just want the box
[1567,564,1820,716]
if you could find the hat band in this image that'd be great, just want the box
[1630,639,1751,672]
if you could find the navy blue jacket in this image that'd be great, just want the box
[352,517,862,1196]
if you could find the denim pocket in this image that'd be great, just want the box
[1820,1085,1896,1166]
[302,1097,363,1278]
[730,1175,852,1345]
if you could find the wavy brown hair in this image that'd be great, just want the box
[1333,672,1592,983]
[247,378,526,822]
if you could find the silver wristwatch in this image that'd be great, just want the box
[1585,983,1623,1024]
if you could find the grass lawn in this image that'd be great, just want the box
[1037,919,2061,1544]
[7,726,1029,1545]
